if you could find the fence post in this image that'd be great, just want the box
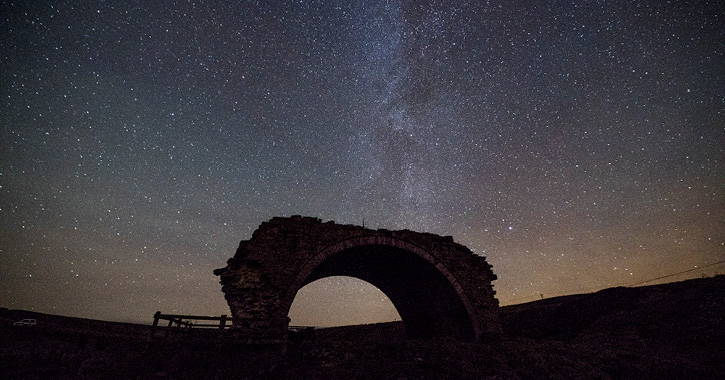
[150,311,162,338]
[219,314,227,330]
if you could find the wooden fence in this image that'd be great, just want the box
[150,312,317,340]
[151,311,229,338]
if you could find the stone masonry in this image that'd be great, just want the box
[214,216,501,342]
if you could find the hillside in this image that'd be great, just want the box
[2,276,724,379]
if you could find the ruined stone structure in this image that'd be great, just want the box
[214,216,501,342]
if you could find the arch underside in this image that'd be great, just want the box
[297,244,475,339]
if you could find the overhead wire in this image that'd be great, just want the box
[501,260,725,305]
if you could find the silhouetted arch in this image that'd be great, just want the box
[214,216,500,343]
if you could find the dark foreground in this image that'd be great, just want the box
[2,276,724,379]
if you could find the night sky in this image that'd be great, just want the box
[1,0,723,327]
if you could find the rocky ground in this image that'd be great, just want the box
[2,276,724,379]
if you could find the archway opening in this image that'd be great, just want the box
[288,276,401,327]
[288,243,476,339]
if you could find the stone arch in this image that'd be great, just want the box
[214,216,500,343]
[281,235,482,338]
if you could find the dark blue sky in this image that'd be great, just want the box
[1,0,723,326]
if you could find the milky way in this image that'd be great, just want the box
[1,0,723,326]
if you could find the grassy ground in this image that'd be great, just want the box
[2,276,723,379]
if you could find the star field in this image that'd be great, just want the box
[1,0,723,326]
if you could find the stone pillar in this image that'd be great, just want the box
[216,259,288,342]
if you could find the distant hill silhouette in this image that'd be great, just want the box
[500,275,725,346]
[2,276,723,379]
